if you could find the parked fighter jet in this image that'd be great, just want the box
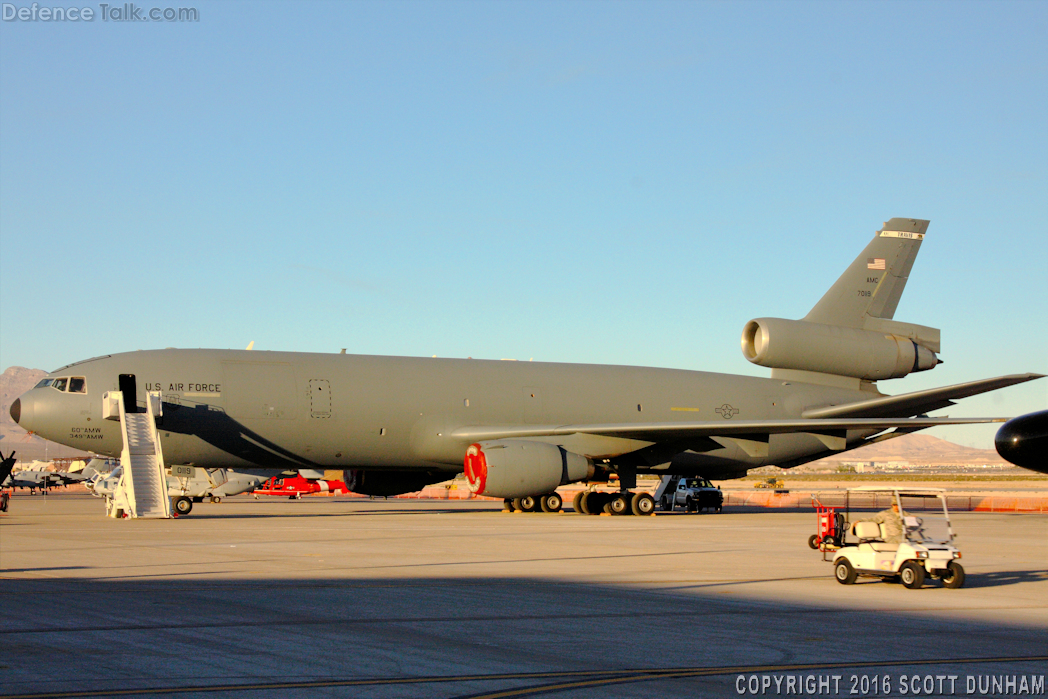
[0,453,87,492]
[9,218,1044,516]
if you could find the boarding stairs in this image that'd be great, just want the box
[104,390,172,519]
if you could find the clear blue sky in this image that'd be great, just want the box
[1,0,1045,448]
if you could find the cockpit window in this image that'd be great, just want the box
[35,378,54,389]
[52,378,69,392]
[69,377,86,393]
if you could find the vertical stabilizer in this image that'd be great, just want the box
[804,218,928,328]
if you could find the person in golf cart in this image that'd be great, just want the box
[859,501,905,543]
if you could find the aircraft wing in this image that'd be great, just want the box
[801,373,1045,419]
[451,416,1005,447]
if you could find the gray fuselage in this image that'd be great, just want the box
[14,349,879,478]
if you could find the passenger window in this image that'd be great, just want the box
[52,378,68,392]
[69,377,86,393]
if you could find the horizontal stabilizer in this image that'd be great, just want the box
[801,373,1045,419]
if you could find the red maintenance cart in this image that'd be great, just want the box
[809,495,847,554]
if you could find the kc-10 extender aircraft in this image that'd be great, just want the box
[9,218,1044,515]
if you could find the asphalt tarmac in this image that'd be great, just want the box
[1,494,1046,698]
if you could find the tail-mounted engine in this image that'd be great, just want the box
[741,317,939,381]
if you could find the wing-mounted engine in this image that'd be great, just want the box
[741,318,940,381]
[464,440,593,499]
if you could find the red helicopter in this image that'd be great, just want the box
[253,473,349,499]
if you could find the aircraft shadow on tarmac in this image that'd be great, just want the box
[2,574,1045,699]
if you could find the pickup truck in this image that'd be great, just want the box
[654,475,724,513]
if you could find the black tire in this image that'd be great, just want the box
[900,561,926,589]
[210,496,222,504]
[661,497,673,512]
[942,561,966,589]
[808,534,820,550]
[685,496,694,513]
[835,559,857,585]
[587,492,607,515]
[172,496,192,515]
[572,491,585,514]
[632,493,655,516]
[541,492,563,513]
[519,495,539,513]
[608,494,631,515]
[503,498,516,512]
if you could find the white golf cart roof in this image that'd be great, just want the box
[847,486,947,497]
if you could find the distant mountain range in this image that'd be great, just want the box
[807,433,1007,467]
[0,365,1010,467]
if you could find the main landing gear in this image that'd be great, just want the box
[571,490,655,516]
[503,492,563,513]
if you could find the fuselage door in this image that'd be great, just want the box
[119,374,138,413]
[309,379,331,419]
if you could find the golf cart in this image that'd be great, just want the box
[832,487,965,589]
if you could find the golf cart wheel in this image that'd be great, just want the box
[835,559,857,585]
[808,535,820,550]
[900,561,926,589]
[942,561,966,589]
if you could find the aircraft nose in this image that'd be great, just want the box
[995,410,1048,473]
[10,393,36,431]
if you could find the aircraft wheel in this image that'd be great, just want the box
[585,492,605,515]
[835,559,857,585]
[210,496,222,504]
[503,498,516,512]
[808,535,820,550]
[172,496,193,515]
[900,561,926,589]
[519,495,540,513]
[942,561,966,589]
[572,491,585,514]
[607,494,631,515]
[631,492,655,516]
[541,492,562,513]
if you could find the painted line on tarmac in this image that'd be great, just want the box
[3,655,1045,699]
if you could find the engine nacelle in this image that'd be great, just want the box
[464,440,591,499]
[741,317,938,381]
